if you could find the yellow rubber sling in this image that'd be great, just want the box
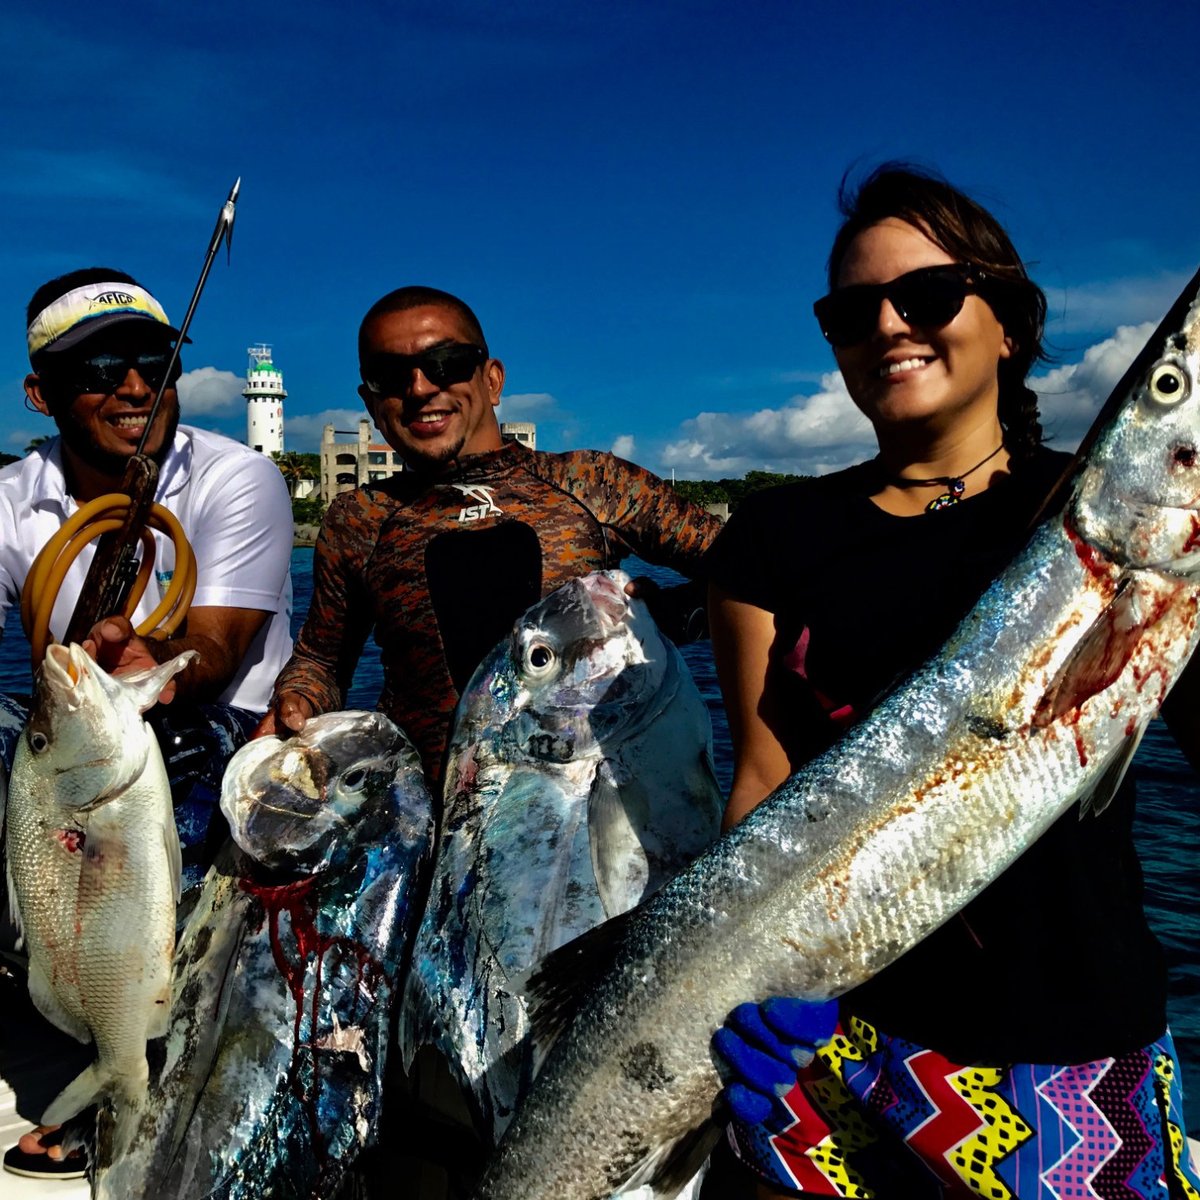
[21,493,197,666]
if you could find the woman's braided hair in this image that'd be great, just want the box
[826,163,1049,466]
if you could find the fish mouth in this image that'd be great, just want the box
[580,572,632,629]
[40,643,92,694]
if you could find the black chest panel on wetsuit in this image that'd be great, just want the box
[424,521,543,694]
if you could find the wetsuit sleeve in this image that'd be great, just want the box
[272,492,376,714]
[549,452,724,577]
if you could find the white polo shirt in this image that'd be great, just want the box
[0,425,294,714]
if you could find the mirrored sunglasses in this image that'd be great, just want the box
[44,348,183,396]
[361,343,487,395]
[813,263,992,348]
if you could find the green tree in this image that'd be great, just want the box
[272,451,306,496]
[292,495,326,525]
[24,435,50,456]
[673,469,808,512]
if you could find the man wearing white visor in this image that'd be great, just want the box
[0,267,294,1180]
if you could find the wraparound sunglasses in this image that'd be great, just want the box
[42,348,183,396]
[813,263,996,348]
[361,343,487,395]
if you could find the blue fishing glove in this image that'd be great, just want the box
[712,997,839,1125]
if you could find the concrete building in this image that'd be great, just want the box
[501,421,536,449]
[320,419,404,503]
[244,344,286,455]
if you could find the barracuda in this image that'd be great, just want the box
[401,570,723,1142]
[93,710,437,1199]
[473,274,1200,1200]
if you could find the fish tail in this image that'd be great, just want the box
[42,1062,109,1126]
[42,1056,148,1128]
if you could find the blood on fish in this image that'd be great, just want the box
[54,829,85,854]
[1066,521,1115,580]
[239,875,387,1163]
[1185,513,1200,554]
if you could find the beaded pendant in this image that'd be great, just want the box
[925,477,967,512]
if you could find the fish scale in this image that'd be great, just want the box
[474,278,1200,1199]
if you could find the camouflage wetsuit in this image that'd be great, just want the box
[276,442,721,785]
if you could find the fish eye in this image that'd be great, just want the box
[1148,361,1190,406]
[524,641,557,676]
[28,731,48,754]
[341,768,367,791]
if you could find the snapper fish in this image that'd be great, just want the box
[93,710,437,1199]
[4,643,194,1152]
[400,570,722,1141]
[473,274,1200,1200]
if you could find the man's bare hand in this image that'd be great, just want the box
[624,575,660,600]
[253,691,314,739]
[82,616,179,704]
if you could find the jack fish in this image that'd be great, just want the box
[94,710,437,1199]
[474,273,1200,1199]
[3,643,194,1147]
[401,570,722,1140]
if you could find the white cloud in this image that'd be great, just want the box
[177,367,243,416]
[611,434,636,459]
[1033,322,1154,449]
[499,392,561,421]
[660,371,874,478]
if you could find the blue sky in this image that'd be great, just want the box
[2,0,1198,478]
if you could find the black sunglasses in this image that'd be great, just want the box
[813,263,994,348]
[361,343,487,395]
[43,348,183,397]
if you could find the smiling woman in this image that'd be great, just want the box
[704,163,1200,1199]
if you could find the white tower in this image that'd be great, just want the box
[244,344,287,456]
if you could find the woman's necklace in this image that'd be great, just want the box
[879,443,1005,513]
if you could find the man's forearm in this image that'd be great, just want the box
[143,631,242,704]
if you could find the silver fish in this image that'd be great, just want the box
[473,275,1200,1199]
[401,570,722,1140]
[4,643,193,1150]
[93,710,437,1199]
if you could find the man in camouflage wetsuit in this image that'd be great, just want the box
[263,285,722,786]
[262,286,721,1198]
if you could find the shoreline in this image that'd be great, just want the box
[293,524,319,547]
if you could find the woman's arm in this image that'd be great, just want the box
[709,582,794,831]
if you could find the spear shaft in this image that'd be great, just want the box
[63,178,241,647]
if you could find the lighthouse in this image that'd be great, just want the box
[244,344,287,456]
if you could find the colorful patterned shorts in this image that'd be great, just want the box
[726,1015,1200,1199]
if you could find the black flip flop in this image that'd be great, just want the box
[2,1142,88,1180]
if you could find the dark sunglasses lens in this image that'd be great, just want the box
[363,346,483,394]
[74,351,180,393]
[815,292,880,347]
[890,273,969,329]
[420,345,483,388]
[815,268,973,347]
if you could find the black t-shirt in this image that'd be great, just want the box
[707,449,1167,1063]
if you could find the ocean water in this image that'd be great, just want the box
[3,547,1195,1129]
